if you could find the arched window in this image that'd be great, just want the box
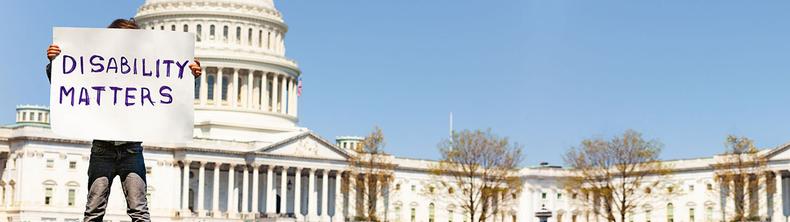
[666,203,674,222]
[209,25,215,40]
[689,207,695,222]
[428,203,435,222]
[705,206,713,222]
[221,75,230,101]
[258,30,262,47]
[248,28,253,46]
[207,74,215,101]
[42,180,57,206]
[196,24,202,42]
[448,209,454,222]
[222,25,228,42]
[410,207,416,222]
[183,24,188,32]
[645,209,652,222]
[171,25,175,31]
[236,26,241,43]
[194,78,201,99]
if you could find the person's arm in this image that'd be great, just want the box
[46,44,60,83]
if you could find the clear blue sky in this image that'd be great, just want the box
[3,1,790,166]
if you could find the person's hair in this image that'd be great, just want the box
[108,18,139,29]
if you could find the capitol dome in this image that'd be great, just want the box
[134,0,303,142]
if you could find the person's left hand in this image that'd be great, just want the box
[189,58,202,78]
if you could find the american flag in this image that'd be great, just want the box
[297,78,302,96]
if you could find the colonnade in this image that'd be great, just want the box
[195,66,298,116]
[177,160,362,221]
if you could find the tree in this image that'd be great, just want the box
[431,129,524,222]
[713,135,768,222]
[563,130,670,222]
[346,127,395,222]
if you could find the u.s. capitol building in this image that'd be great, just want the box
[3,0,790,222]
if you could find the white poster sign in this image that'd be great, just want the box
[50,27,195,143]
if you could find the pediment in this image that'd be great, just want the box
[259,132,352,160]
[763,141,790,161]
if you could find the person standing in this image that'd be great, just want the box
[46,18,202,222]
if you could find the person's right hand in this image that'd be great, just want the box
[47,44,61,61]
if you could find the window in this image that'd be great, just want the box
[44,187,53,205]
[541,192,547,199]
[222,25,228,42]
[689,185,694,191]
[207,74,215,100]
[183,24,188,32]
[411,207,416,222]
[267,32,271,49]
[448,188,454,194]
[21,112,26,121]
[428,203,435,222]
[448,209,454,222]
[68,161,76,169]
[38,113,42,121]
[160,25,164,30]
[557,193,562,199]
[248,28,253,46]
[666,203,674,222]
[209,25,215,40]
[645,209,652,222]
[236,26,241,43]
[645,187,652,194]
[146,167,152,175]
[221,76,230,100]
[705,206,713,222]
[395,183,400,191]
[196,24,202,42]
[171,25,175,31]
[572,193,578,199]
[411,185,416,192]
[68,189,76,206]
[429,186,435,193]
[706,183,712,191]
[667,186,673,193]
[395,205,401,221]
[258,30,263,47]
[689,207,695,222]
[195,78,201,99]
[46,159,54,168]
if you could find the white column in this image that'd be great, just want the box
[261,73,269,111]
[252,164,259,216]
[227,164,237,215]
[280,166,288,214]
[776,171,785,222]
[335,171,344,222]
[348,173,357,219]
[362,175,368,218]
[231,68,239,107]
[308,168,317,219]
[197,161,206,215]
[322,170,329,220]
[242,165,250,213]
[200,67,208,105]
[181,160,191,211]
[280,75,287,114]
[266,166,275,215]
[284,77,291,115]
[212,163,221,215]
[247,70,254,108]
[214,67,223,106]
[295,168,302,220]
[291,78,297,116]
[272,74,279,113]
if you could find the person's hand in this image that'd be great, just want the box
[47,44,61,61]
[189,58,202,78]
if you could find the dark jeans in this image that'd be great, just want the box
[84,140,150,222]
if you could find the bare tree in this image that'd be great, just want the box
[563,130,670,222]
[346,127,395,222]
[431,129,524,222]
[713,135,768,222]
